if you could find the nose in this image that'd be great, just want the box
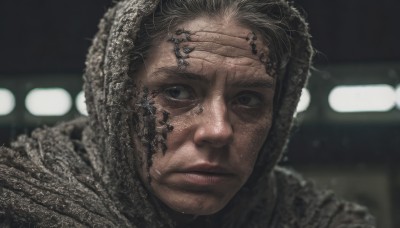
[193,100,233,148]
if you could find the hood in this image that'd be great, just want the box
[83,0,313,226]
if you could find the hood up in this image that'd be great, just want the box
[83,0,313,225]
[0,0,316,227]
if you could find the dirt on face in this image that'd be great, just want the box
[168,29,195,70]
[133,87,174,182]
[246,31,276,77]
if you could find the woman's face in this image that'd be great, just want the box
[134,16,275,215]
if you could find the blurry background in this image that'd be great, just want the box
[0,0,399,227]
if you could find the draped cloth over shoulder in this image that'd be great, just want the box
[0,0,375,227]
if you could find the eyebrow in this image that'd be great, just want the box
[230,78,274,89]
[153,67,209,84]
[153,66,274,89]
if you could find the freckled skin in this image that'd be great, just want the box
[133,16,276,216]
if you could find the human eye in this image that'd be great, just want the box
[232,92,263,108]
[163,85,194,101]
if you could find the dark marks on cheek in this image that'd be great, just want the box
[194,105,204,115]
[135,88,157,182]
[167,29,195,70]
[134,87,174,183]
[158,110,174,154]
[161,110,169,123]
[137,88,156,115]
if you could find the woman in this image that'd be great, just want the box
[0,0,375,227]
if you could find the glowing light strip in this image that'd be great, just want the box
[396,85,400,110]
[75,91,88,116]
[329,84,395,113]
[296,88,311,113]
[0,88,16,115]
[25,88,72,116]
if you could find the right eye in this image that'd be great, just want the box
[234,92,263,108]
[163,85,193,100]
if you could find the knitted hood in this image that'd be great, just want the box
[83,0,312,225]
[0,0,313,227]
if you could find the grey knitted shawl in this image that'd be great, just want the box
[0,0,375,227]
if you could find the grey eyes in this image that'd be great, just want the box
[235,93,262,107]
[163,85,263,108]
[163,85,192,100]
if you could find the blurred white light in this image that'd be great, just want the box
[0,88,16,115]
[25,88,72,116]
[75,91,88,116]
[396,85,400,110]
[329,84,395,113]
[296,88,311,113]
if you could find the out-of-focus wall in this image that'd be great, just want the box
[1,1,399,227]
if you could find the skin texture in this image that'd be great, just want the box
[134,16,276,216]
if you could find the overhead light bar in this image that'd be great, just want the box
[0,88,16,116]
[396,85,400,110]
[296,88,311,113]
[329,84,396,113]
[25,88,72,116]
[75,91,88,116]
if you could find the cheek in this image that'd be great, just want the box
[235,118,272,172]
[159,109,198,145]
[131,88,175,182]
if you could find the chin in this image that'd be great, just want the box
[169,202,225,216]
[160,191,231,215]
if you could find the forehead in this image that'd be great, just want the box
[140,16,272,82]
[178,16,252,38]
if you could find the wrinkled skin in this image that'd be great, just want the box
[134,16,276,215]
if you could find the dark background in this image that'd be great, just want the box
[0,1,399,227]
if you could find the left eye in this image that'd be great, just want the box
[163,85,192,100]
[234,93,262,107]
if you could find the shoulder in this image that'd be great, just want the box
[1,117,90,166]
[271,166,376,228]
[1,117,92,182]
[0,118,118,227]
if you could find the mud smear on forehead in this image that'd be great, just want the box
[167,29,195,70]
[168,27,276,78]
[133,86,174,183]
[246,31,276,77]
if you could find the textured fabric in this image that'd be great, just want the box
[0,0,375,227]
[0,120,375,227]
